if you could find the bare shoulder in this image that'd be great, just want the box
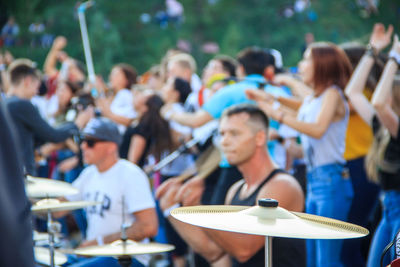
[225,179,245,204]
[257,173,304,212]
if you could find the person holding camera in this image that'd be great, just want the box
[5,59,93,175]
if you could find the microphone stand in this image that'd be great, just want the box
[146,138,199,175]
[78,1,101,99]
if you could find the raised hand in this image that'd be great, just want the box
[369,23,393,52]
[52,36,67,51]
[390,34,400,55]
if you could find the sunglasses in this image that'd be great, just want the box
[82,138,106,148]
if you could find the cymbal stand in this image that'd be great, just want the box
[265,236,272,267]
[47,210,61,267]
[259,199,277,267]
[117,196,132,267]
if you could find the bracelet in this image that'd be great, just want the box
[163,203,181,218]
[388,50,400,66]
[0,64,5,71]
[96,235,104,246]
[365,44,378,58]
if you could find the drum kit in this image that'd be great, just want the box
[26,175,174,267]
[26,176,369,267]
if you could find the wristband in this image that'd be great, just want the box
[96,236,104,246]
[163,203,181,218]
[365,44,378,58]
[389,50,400,66]
[0,64,6,71]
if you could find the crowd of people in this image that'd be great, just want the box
[0,22,399,267]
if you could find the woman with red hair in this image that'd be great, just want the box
[247,42,353,267]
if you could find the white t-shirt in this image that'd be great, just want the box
[67,159,155,264]
[191,73,202,93]
[110,89,137,134]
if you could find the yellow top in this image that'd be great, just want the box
[344,89,373,160]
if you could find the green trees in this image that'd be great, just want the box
[2,0,398,75]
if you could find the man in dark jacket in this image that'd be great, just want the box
[5,59,92,175]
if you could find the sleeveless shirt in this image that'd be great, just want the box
[297,86,349,169]
[230,169,306,267]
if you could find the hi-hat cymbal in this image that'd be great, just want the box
[33,231,61,241]
[170,202,369,239]
[25,175,79,198]
[34,247,67,266]
[32,198,100,213]
[33,231,51,241]
[72,240,175,257]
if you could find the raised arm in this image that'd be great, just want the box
[274,73,313,99]
[247,88,345,139]
[44,36,67,77]
[13,101,92,143]
[162,103,213,128]
[372,34,400,138]
[345,23,393,125]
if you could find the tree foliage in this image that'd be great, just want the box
[2,0,399,76]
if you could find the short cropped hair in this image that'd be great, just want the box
[168,53,197,73]
[236,47,275,75]
[221,104,270,134]
[8,59,40,86]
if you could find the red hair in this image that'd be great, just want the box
[309,42,352,90]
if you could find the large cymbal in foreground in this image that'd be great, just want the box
[170,201,369,239]
[25,175,79,198]
[32,198,100,213]
[34,247,67,266]
[72,240,175,257]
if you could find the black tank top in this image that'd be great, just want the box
[230,169,306,267]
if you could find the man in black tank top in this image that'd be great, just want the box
[158,104,306,266]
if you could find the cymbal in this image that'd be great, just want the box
[34,247,67,266]
[170,203,369,239]
[33,231,50,241]
[25,175,79,198]
[32,198,100,213]
[72,240,175,257]
[33,231,61,242]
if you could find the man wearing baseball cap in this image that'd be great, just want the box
[62,117,158,267]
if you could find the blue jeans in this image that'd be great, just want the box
[66,256,145,267]
[367,190,400,267]
[341,157,381,267]
[306,163,354,267]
